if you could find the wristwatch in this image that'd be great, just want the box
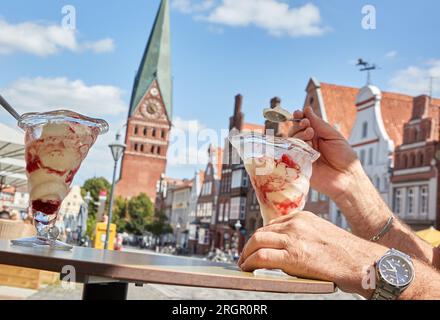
[372,248,415,300]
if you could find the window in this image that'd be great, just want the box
[152,129,157,137]
[134,126,138,135]
[309,97,314,105]
[319,193,327,201]
[224,202,229,221]
[407,188,414,216]
[134,143,138,151]
[409,154,415,168]
[231,170,243,189]
[375,176,380,190]
[359,149,366,166]
[157,146,161,155]
[161,130,166,139]
[362,122,368,138]
[420,186,428,216]
[151,145,155,153]
[239,198,246,220]
[402,154,408,168]
[310,189,318,202]
[218,203,224,222]
[242,173,248,187]
[143,127,147,136]
[395,154,400,169]
[230,197,240,220]
[140,144,144,152]
[368,148,373,165]
[418,152,424,166]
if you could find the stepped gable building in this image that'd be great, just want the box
[391,95,440,230]
[188,145,223,255]
[284,78,421,228]
[115,0,172,201]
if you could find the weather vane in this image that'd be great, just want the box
[357,59,379,85]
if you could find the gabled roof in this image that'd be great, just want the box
[309,81,440,147]
[128,0,172,119]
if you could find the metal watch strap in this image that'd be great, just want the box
[372,281,402,300]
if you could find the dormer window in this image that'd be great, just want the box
[362,122,368,138]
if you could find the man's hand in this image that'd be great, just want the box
[238,212,440,300]
[238,211,387,297]
[286,106,361,201]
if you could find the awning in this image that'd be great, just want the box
[416,227,440,248]
[0,123,27,191]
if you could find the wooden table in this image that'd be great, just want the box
[0,240,334,300]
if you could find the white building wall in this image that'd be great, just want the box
[330,85,394,229]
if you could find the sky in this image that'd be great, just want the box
[1,0,439,186]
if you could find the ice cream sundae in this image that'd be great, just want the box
[230,132,319,225]
[12,110,108,250]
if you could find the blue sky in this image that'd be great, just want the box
[1,0,439,185]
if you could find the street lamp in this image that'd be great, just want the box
[104,133,126,250]
[233,220,242,259]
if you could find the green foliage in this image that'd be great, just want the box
[146,210,173,237]
[112,196,128,232]
[81,177,111,218]
[113,193,155,236]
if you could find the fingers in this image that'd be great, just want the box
[293,127,314,141]
[240,248,288,272]
[238,231,288,265]
[304,106,342,139]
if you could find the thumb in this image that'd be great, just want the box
[304,106,342,139]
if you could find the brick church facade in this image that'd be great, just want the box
[115,0,172,201]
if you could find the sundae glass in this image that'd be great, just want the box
[12,110,108,250]
[229,131,320,225]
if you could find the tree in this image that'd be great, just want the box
[146,210,173,239]
[112,196,128,232]
[81,177,111,237]
[81,177,111,218]
[121,193,155,235]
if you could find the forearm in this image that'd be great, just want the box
[336,240,440,300]
[333,161,437,266]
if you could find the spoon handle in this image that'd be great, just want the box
[0,94,20,121]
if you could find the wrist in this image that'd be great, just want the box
[331,239,388,298]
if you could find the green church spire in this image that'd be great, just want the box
[129,0,172,119]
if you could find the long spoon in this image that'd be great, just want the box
[0,94,20,121]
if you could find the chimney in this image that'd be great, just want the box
[265,97,281,135]
[412,95,429,120]
[229,94,244,131]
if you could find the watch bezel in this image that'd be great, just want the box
[377,252,414,288]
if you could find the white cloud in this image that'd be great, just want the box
[172,0,215,14]
[388,60,440,96]
[0,19,115,57]
[1,77,127,117]
[385,50,397,59]
[202,0,328,37]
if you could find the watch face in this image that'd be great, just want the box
[378,254,414,287]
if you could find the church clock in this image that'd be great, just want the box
[141,99,162,120]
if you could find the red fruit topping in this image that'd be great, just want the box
[280,154,300,170]
[274,194,304,215]
[26,153,41,173]
[32,200,61,215]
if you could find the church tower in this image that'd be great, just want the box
[115,0,172,201]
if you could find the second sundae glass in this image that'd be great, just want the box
[12,110,108,250]
[229,131,320,225]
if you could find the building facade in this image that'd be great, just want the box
[115,0,172,201]
[214,95,264,252]
[391,95,440,230]
[290,78,420,229]
[188,146,222,255]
